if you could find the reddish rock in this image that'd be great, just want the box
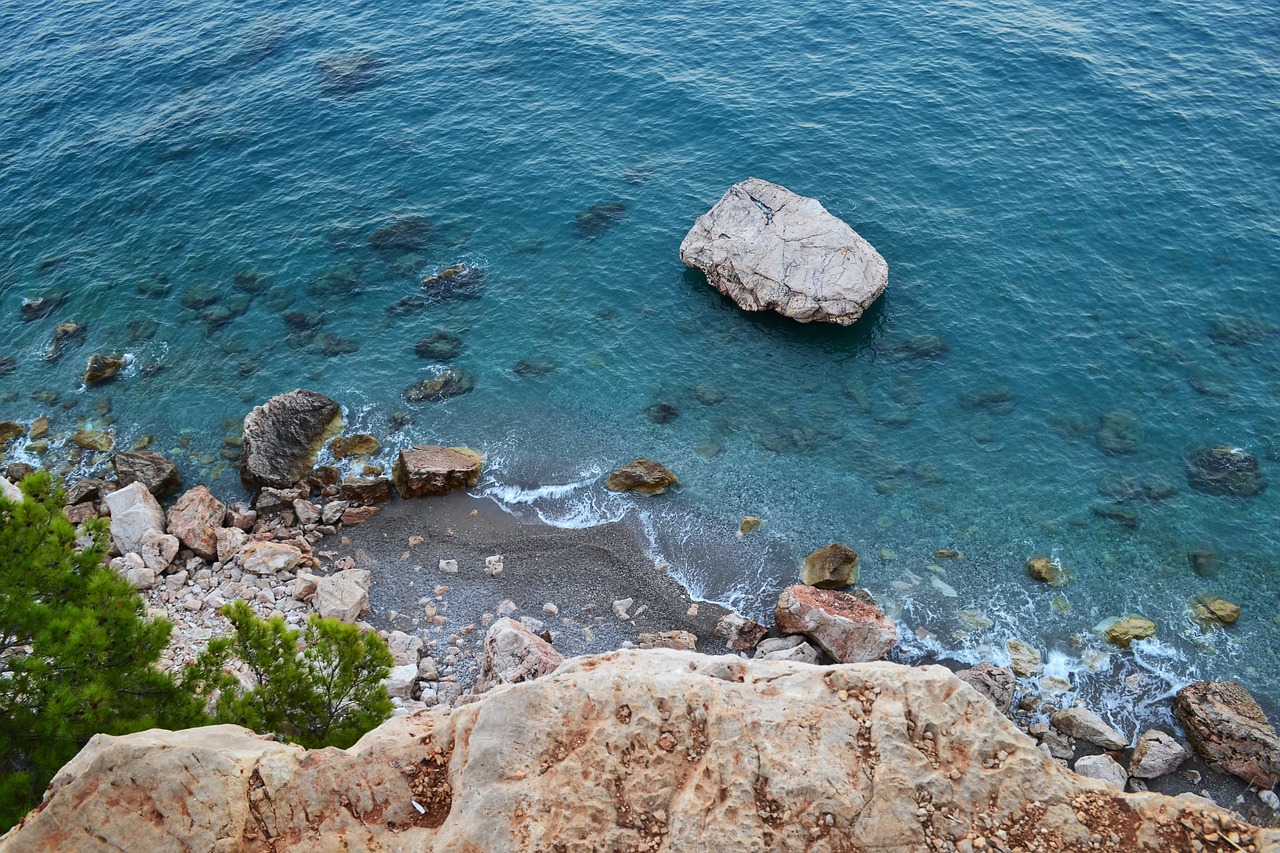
[63,501,99,525]
[714,613,768,652]
[340,505,382,526]
[165,486,226,561]
[340,477,392,505]
[774,584,897,663]
[392,445,484,498]
[1174,680,1280,788]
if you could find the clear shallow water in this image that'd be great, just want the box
[2,0,1279,715]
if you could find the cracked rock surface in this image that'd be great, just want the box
[680,177,888,326]
[5,650,1277,853]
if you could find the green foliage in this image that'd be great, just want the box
[194,600,394,749]
[0,472,206,831]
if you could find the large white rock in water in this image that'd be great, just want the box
[6,650,1277,852]
[680,177,888,325]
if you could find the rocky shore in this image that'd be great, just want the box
[2,386,1279,847]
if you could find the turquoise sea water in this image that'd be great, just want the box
[2,0,1279,721]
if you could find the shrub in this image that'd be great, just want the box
[191,600,394,749]
[0,473,205,831]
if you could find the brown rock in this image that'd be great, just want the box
[112,451,180,498]
[340,505,382,526]
[238,540,303,576]
[340,477,392,505]
[62,502,98,525]
[83,353,124,385]
[955,663,1016,716]
[774,584,896,663]
[1174,680,1280,788]
[392,445,484,498]
[603,457,678,496]
[1026,556,1073,587]
[240,389,344,490]
[1192,594,1240,626]
[802,543,859,588]
[69,430,112,452]
[637,630,697,651]
[714,612,768,652]
[1104,615,1156,648]
[330,434,380,458]
[7,651,1276,853]
[165,486,226,561]
[27,417,49,440]
[0,421,24,443]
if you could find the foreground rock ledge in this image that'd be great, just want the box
[680,177,888,326]
[4,651,1277,853]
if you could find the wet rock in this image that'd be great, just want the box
[240,540,303,576]
[313,569,371,622]
[1096,411,1143,455]
[166,486,227,561]
[403,367,475,402]
[1185,446,1266,497]
[28,417,49,440]
[714,613,768,652]
[340,477,392,505]
[679,178,886,326]
[574,202,627,239]
[1073,754,1127,789]
[1128,730,1188,779]
[1188,547,1219,578]
[955,663,1016,716]
[367,215,431,253]
[47,321,87,361]
[240,389,343,490]
[20,289,66,322]
[103,481,165,556]
[113,450,180,498]
[330,434,380,458]
[1026,556,1073,587]
[1103,615,1156,648]
[513,359,557,377]
[801,543,859,589]
[638,631,698,651]
[774,584,897,663]
[604,458,679,496]
[1174,680,1280,788]
[414,330,463,360]
[392,445,484,498]
[421,264,485,300]
[1206,315,1280,347]
[473,617,564,694]
[890,335,949,359]
[738,516,763,536]
[83,354,124,385]
[1090,502,1139,529]
[0,356,15,376]
[642,401,679,424]
[1051,706,1128,750]
[70,430,113,452]
[0,421,24,443]
[694,384,726,405]
[318,51,382,96]
[1192,594,1240,626]
[1005,639,1042,677]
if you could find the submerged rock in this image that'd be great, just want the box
[604,458,678,496]
[330,434,380,458]
[801,543,859,589]
[643,401,678,424]
[70,430,113,452]
[392,445,483,498]
[1026,556,1073,587]
[46,321,87,362]
[19,289,66,322]
[0,356,15,376]
[513,359,557,377]
[421,263,485,300]
[1185,446,1266,497]
[239,389,344,490]
[1097,411,1143,455]
[680,178,887,325]
[574,201,627,239]
[1175,679,1280,788]
[83,354,124,385]
[1206,314,1280,347]
[414,330,463,360]
[774,584,897,663]
[317,51,382,96]
[367,215,432,253]
[403,367,475,402]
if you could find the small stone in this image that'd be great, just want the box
[542,602,558,616]
[737,516,763,536]
[439,559,459,574]
[70,430,113,452]
[1026,556,1073,587]
[484,555,503,576]
[612,598,633,619]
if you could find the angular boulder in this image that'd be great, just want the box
[1073,754,1127,790]
[165,486,226,561]
[238,541,303,576]
[714,612,768,652]
[392,445,484,499]
[240,390,343,490]
[313,569,371,622]
[955,663,1016,716]
[1104,615,1156,648]
[101,482,165,556]
[6,651,1277,853]
[112,451,180,498]
[680,178,888,326]
[1174,679,1280,788]
[1129,730,1188,779]
[774,584,897,663]
[473,617,564,694]
[801,543,859,589]
[1051,705,1129,751]
[603,458,678,496]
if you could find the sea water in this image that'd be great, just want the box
[2,0,1278,723]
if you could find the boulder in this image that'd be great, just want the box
[955,663,1016,716]
[1174,680,1280,788]
[1104,616,1156,648]
[7,652,1276,853]
[679,177,888,326]
[240,390,343,490]
[83,354,123,385]
[603,458,678,496]
[165,486,226,561]
[340,505,381,526]
[403,367,475,402]
[313,569,370,622]
[1005,639,1043,677]
[1073,754,1128,790]
[801,543,859,589]
[774,584,897,663]
[1128,730,1188,779]
[330,434,380,458]
[383,664,419,701]
[0,476,22,504]
[238,541,303,576]
[753,636,820,664]
[473,617,565,694]
[392,445,484,498]
[0,421,24,443]
[1026,556,1073,587]
[1051,706,1129,750]
[137,529,179,573]
[714,612,768,652]
[102,482,165,556]
[385,630,424,667]
[1186,446,1267,497]
[215,526,249,563]
[69,430,112,452]
[1192,594,1241,626]
[112,451,180,498]
[339,477,392,505]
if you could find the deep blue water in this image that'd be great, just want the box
[2,0,1279,720]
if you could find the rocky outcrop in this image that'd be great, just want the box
[1174,679,1280,788]
[679,178,888,326]
[165,486,226,561]
[603,457,679,496]
[5,651,1276,852]
[392,445,483,498]
[1186,446,1267,497]
[239,390,343,490]
[112,451,180,498]
[774,584,897,663]
[473,617,564,694]
[101,482,165,556]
